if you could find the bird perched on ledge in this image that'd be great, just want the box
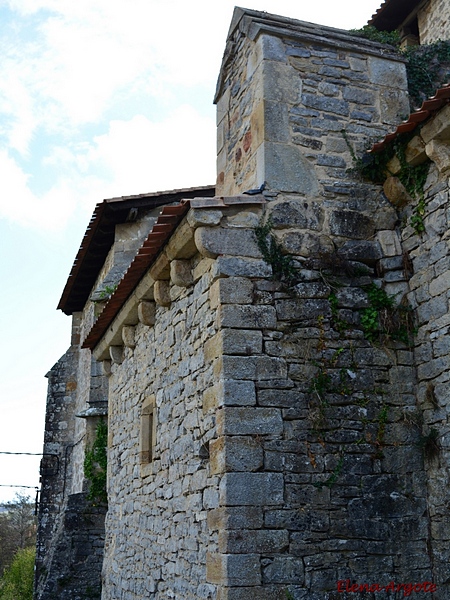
[243,182,266,195]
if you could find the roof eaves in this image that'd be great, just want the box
[369,84,450,153]
[81,194,266,351]
[369,0,423,32]
[58,185,215,315]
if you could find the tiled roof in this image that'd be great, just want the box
[369,84,450,153]
[58,186,215,315]
[81,195,266,351]
[369,0,423,32]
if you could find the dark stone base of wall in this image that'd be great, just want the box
[35,493,106,600]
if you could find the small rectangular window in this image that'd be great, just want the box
[140,395,156,465]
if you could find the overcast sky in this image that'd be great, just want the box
[0,0,383,502]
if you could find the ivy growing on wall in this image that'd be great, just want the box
[84,420,108,505]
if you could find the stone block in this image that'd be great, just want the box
[217,587,288,600]
[121,325,135,349]
[212,256,272,279]
[368,56,407,89]
[203,380,257,411]
[153,280,171,307]
[376,230,402,257]
[209,277,254,307]
[263,556,305,584]
[208,507,263,531]
[263,60,302,104]
[217,304,277,330]
[328,210,375,239]
[335,287,369,308]
[338,240,382,265]
[187,209,222,228]
[275,298,331,321]
[293,282,330,298]
[138,301,156,326]
[205,329,263,359]
[267,199,323,230]
[343,86,375,105]
[170,259,193,287]
[109,345,123,364]
[165,219,197,260]
[405,135,427,166]
[420,104,450,144]
[219,472,284,506]
[219,529,288,553]
[263,100,290,143]
[425,140,450,175]
[149,251,170,280]
[257,141,319,195]
[219,355,287,380]
[210,436,264,473]
[280,231,334,257]
[195,227,262,259]
[206,553,261,586]
[302,93,349,116]
[216,407,283,436]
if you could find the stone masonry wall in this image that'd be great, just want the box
[192,203,431,599]
[402,160,450,592]
[216,12,409,197]
[418,0,450,44]
[101,254,221,599]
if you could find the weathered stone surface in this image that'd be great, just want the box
[170,259,193,287]
[258,141,319,194]
[267,199,323,230]
[219,473,284,506]
[206,553,261,586]
[187,209,223,228]
[205,329,263,359]
[212,256,272,278]
[210,436,264,473]
[383,177,412,207]
[216,407,283,436]
[195,227,262,258]
[328,210,375,239]
[338,240,382,264]
[121,325,136,348]
[138,300,156,326]
[217,304,277,330]
[153,279,171,306]
[210,277,254,307]
[280,231,334,257]
[376,230,402,257]
[219,355,287,380]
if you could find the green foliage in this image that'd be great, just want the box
[0,494,36,577]
[418,428,440,460]
[0,547,35,600]
[255,220,298,285]
[360,284,415,346]
[404,41,450,109]
[349,25,401,47]
[84,420,108,505]
[373,405,388,459]
[314,451,345,489]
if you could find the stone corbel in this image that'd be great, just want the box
[425,139,450,176]
[109,345,124,364]
[170,259,193,287]
[138,301,156,326]
[154,280,171,307]
[122,325,136,349]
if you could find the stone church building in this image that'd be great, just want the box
[35,1,450,599]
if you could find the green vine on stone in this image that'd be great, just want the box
[314,450,345,489]
[84,420,108,505]
[360,284,415,346]
[255,219,298,285]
